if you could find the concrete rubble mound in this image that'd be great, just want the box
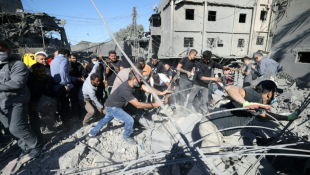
[1,68,310,175]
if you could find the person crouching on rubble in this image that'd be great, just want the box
[188,80,300,175]
[150,73,177,115]
[0,41,41,158]
[78,61,104,126]
[87,70,161,145]
[251,52,284,79]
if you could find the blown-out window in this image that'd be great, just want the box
[184,37,194,47]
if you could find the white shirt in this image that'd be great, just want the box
[150,73,170,86]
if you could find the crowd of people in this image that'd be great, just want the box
[0,39,299,168]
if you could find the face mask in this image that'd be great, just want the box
[0,52,8,61]
[270,97,277,104]
[92,61,97,64]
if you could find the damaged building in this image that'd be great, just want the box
[0,0,70,58]
[269,0,310,88]
[71,38,149,66]
[1,0,310,175]
[148,0,274,62]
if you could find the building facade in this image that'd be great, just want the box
[149,0,274,59]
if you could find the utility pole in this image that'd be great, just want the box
[131,7,139,59]
[40,19,46,51]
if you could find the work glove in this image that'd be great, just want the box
[287,111,299,121]
[242,101,272,110]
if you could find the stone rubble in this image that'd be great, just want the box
[1,67,310,175]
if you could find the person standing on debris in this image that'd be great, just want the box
[86,56,106,103]
[35,51,50,76]
[150,73,177,115]
[0,41,41,158]
[50,48,84,129]
[69,53,86,91]
[88,70,162,145]
[242,56,253,87]
[251,52,284,78]
[147,54,165,74]
[176,49,197,108]
[188,80,300,174]
[78,61,104,126]
[27,63,54,143]
[69,53,86,119]
[186,50,238,114]
[106,51,123,93]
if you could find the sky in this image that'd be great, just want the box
[21,0,161,45]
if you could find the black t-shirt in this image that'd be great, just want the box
[107,60,122,86]
[205,88,263,136]
[105,81,135,108]
[147,61,165,74]
[86,62,105,82]
[179,57,195,79]
[69,61,86,88]
[194,59,223,87]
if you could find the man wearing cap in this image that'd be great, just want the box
[35,51,50,76]
[251,52,284,78]
[188,80,299,174]
[147,55,165,74]
[186,50,238,114]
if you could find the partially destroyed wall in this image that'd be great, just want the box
[0,0,23,13]
[270,0,310,88]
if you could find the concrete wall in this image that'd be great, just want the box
[173,3,204,32]
[158,3,172,57]
[173,31,202,57]
[151,0,272,58]
[270,0,310,87]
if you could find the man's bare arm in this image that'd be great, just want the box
[177,63,190,74]
[224,85,246,105]
[165,82,171,90]
[258,111,289,121]
[141,84,170,96]
[201,77,220,82]
[223,66,239,72]
[129,98,159,108]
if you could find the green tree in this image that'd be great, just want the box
[114,24,144,41]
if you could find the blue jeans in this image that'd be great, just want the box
[90,107,134,138]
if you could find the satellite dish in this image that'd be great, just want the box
[153,2,157,11]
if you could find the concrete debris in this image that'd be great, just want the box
[88,138,99,147]
[1,65,310,175]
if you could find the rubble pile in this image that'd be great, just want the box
[1,68,310,175]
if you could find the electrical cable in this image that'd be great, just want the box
[89,1,211,174]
